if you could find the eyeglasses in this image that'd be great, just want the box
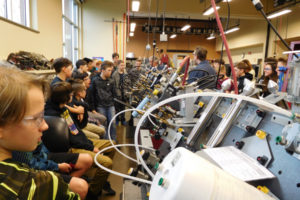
[23,111,45,128]
[264,68,272,71]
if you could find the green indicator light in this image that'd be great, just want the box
[154,162,159,170]
[275,136,282,143]
[158,178,164,186]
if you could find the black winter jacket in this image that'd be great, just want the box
[90,74,116,109]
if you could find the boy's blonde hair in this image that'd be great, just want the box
[0,66,49,126]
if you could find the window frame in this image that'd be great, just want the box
[0,0,30,28]
[62,0,80,64]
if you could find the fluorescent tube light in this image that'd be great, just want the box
[282,50,300,54]
[130,23,136,32]
[129,32,134,37]
[203,6,220,16]
[267,9,291,19]
[223,0,232,2]
[207,35,215,40]
[170,34,177,39]
[224,26,240,34]
[132,1,140,12]
[181,24,191,31]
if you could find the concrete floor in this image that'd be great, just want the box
[98,125,137,200]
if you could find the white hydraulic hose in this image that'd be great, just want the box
[94,144,153,185]
[134,91,293,179]
[147,114,160,128]
[107,108,156,164]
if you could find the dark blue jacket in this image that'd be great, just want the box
[12,143,59,172]
[187,60,216,84]
[51,76,63,86]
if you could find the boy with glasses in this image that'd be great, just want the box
[0,66,80,199]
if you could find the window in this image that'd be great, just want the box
[62,0,79,64]
[0,0,30,27]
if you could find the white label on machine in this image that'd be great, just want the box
[203,146,275,182]
[140,129,153,148]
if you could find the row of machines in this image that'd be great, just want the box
[119,57,300,200]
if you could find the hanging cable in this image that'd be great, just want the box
[273,18,279,56]
[211,0,238,94]
[146,0,152,57]
[151,0,159,66]
[127,0,130,40]
[250,0,298,58]
[216,0,230,88]
[162,0,166,34]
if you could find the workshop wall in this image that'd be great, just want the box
[0,0,62,60]
[82,0,126,61]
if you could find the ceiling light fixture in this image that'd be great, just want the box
[203,6,220,16]
[207,33,216,40]
[129,32,134,37]
[223,0,232,2]
[267,9,292,19]
[224,26,240,34]
[282,50,300,54]
[130,22,136,32]
[132,0,140,12]
[170,34,177,39]
[181,24,191,31]
[181,16,191,31]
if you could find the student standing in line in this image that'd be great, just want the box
[112,52,119,74]
[112,60,127,125]
[83,57,94,75]
[90,61,117,141]
[131,58,146,75]
[72,59,89,78]
[187,47,216,84]
[51,57,73,86]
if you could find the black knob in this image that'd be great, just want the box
[155,150,160,156]
[256,110,266,118]
[142,152,150,160]
[235,141,245,149]
[246,126,256,134]
[257,156,268,165]
[154,133,161,140]
[161,123,167,129]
